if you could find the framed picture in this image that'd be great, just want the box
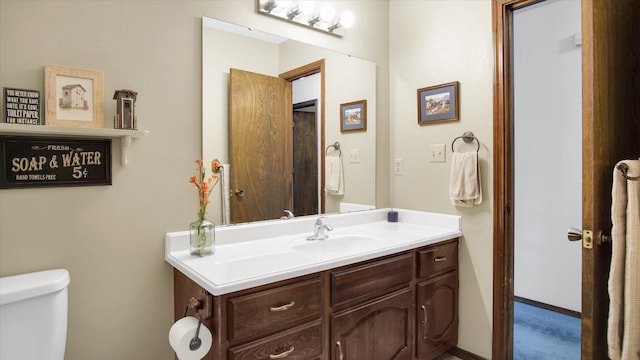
[4,87,41,125]
[340,99,367,132]
[44,65,104,128]
[417,81,459,125]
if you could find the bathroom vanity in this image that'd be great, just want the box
[165,209,461,360]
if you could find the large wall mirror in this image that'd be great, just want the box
[202,16,376,224]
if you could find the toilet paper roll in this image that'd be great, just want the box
[169,316,212,360]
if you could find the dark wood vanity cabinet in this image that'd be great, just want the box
[173,238,458,360]
[415,240,459,359]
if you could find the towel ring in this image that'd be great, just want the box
[326,142,341,156]
[451,131,480,152]
[617,163,640,181]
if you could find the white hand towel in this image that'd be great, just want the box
[449,151,482,207]
[325,155,344,195]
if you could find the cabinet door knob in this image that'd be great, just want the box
[336,341,344,360]
[269,345,295,359]
[269,301,295,312]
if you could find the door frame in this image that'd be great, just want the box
[492,1,541,357]
[491,0,583,358]
[280,59,326,214]
[493,0,639,358]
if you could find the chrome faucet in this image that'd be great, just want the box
[280,210,295,220]
[307,216,333,241]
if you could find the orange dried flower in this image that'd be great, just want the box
[189,158,221,220]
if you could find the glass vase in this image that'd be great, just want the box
[190,218,215,256]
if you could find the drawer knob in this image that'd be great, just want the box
[269,301,295,312]
[269,345,295,359]
[434,256,447,263]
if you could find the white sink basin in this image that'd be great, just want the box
[290,234,382,253]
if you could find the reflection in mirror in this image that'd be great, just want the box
[202,16,376,224]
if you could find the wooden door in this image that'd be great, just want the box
[229,68,292,223]
[581,0,639,357]
[331,288,413,360]
[493,0,639,358]
[416,272,458,359]
[292,103,318,217]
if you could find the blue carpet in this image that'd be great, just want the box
[513,301,581,359]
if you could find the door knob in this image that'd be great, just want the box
[567,227,582,241]
[234,189,245,197]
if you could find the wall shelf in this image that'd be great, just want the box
[0,123,149,166]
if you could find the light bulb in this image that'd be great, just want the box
[340,12,354,28]
[298,0,314,15]
[319,4,335,21]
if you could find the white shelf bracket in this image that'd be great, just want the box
[121,135,132,166]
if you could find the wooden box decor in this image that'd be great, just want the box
[113,89,138,129]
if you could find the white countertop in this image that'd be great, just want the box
[165,208,462,296]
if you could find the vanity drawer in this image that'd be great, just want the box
[331,252,412,308]
[228,278,322,340]
[228,320,323,360]
[417,239,458,279]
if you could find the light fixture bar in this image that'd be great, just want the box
[257,0,348,37]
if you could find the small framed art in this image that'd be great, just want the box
[4,87,41,125]
[44,65,104,128]
[340,99,367,132]
[417,81,459,125]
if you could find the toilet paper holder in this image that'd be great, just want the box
[181,296,212,352]
[183,296,212,321]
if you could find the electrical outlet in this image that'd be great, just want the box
[348,148,360,163]
[429,144,446,163]
[394,159,403,175]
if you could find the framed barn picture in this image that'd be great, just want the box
[417,81,459,125]
[340,99,367,132]
[44,65,104,128]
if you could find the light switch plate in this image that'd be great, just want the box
[429,144,446,162]
[394,159,403,175]
[348,149,360,163]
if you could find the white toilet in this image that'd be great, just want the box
[0,269,70,360]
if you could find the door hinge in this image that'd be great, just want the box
[583,229,593,249]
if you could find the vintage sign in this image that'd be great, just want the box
[3,88,41,125]
[0,136,111,188]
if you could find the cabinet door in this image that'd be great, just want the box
[331,288,413,360]
[416,271,458,359]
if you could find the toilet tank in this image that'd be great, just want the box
[0,269,70,360]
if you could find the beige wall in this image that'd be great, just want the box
[0,1,389,359]
[389,1,494,357]
[1,0,496,358]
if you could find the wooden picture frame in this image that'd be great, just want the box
[44,65,104,128]
[340,99,367,132]
[417,81,459,125]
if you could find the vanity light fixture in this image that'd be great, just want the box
[257,0,354,37]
